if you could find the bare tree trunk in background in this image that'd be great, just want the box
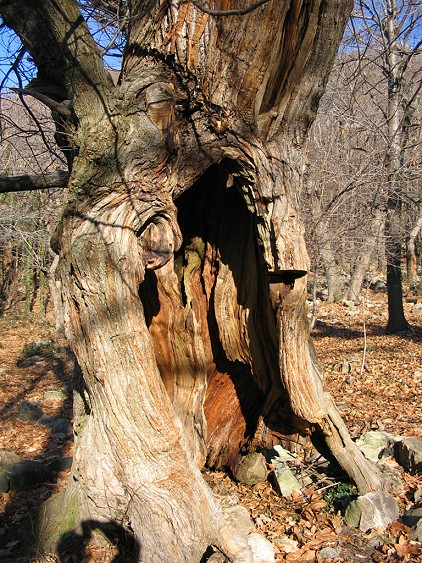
[1,1,389,561]
[383,0,410,332]
[345,208,385,301]
[48,253,65,338]
[317,222,343,303]
[406,208,422,287]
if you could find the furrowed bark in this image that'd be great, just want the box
[1,1,388,562]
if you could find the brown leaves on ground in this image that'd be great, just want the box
[0,289,421,562]
[313,290,421,439]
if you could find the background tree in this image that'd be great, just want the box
[0,95,63,313]
[351,0,421,332]
[304,0,422,316]
[0,1,391,561]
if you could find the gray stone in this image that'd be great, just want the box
[264,445,296,463]
[377,460,404,494]
[0,475,10,494]
[410,518,422,542]
[319,546,342,559]
[355,431,399,464]
[36,416,73,436]
[346,309,360,317]
[396,437,422,472]
[36,414,56,426]
[414,489,422,503]
[16,401,43,422]
[47,456,73,473]
[272,463,302,498]
[51,433,67,440]
[344,491,399,532]
[413,303,422,315]
[233,453,267,486]
[247,533,275,563]
[1,460,49,491]
[0,450,21,466]
[44,389,67,400]
[224,505,255,534]
[373,280,386,291]
[402,507,422,527]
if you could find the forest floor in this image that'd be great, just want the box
[0,288,421,562]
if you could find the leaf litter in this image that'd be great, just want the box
[0,289,421,562]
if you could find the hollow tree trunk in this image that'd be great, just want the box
[1,1,387,561]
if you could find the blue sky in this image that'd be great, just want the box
[0,10,122,93]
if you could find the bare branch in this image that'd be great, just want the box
[191,0,271,17]
[11,87,72,118]
[0,170,69,193]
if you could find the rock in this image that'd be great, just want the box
[372,280,386,291]
[272,464,302,498]
[377,460,404,494]
[15,401,43,423]
[413,303,422,315]
[355,431,399,464]
[0,475,10,494]
[264,445,296,463]
[396,437,422,472]
[36,414,56,426]
[413,370,422,383]
[402,507,422,527]
[344,491,399,532]
[0,450,21,466]
[345,309,360,317]
[233,453,267,486]
[414,489,422,503]
[16,358,37,367]
[1,460,49,491]
[47,456,73,473]
[410,518,422,542]
[247,532,275,563]
[44,389,67,400]
[36,416,73,436]
[319,546,342,559]
[224,505,255,534]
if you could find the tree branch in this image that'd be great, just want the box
[191,0,271,16]
[11,88,72,118]
[0,170,69,193]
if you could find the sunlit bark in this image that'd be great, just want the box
[0,1,388,561]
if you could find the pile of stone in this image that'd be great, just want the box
[232,431,422,536]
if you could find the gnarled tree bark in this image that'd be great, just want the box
[0,1,388,561]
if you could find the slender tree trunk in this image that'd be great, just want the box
[406,208,422,287]
[384,0,410,333]
[316,222,343,303]
[345,208,384,302]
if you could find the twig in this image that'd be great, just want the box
[360,289,367,378]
